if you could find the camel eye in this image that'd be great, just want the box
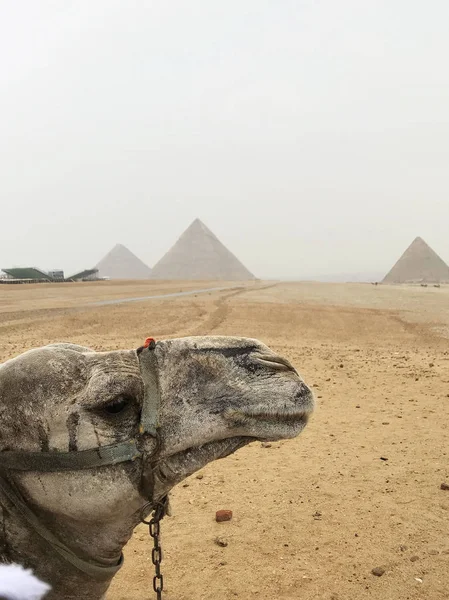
[103,396,132,415]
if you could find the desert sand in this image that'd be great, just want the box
[1,280,448,600]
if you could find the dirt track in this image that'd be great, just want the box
[1,281,448,599]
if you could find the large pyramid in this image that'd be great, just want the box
[383,237,449,284]
[151,219,255,280]
[95,244,152,279]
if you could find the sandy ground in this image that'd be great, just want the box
[1,280,448,599]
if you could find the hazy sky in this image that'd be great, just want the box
[1,1,448,279]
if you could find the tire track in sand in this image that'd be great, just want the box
[180,283,279,336]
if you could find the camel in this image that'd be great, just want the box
[0,336,314,599]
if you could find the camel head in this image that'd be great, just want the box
[152,336,313,499]
[0,336,313,599]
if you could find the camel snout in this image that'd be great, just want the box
[293,381,315,414]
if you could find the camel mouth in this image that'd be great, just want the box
[221,405,312,442]
[234,409,310,422]
[224,407,312,427]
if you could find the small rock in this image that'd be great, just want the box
[429,363,434,368]
[356,405,361,408]
[410,556,419,562]
[440,482,449,491]
[216,510,233,522]
[219,561,228,566]
[415,578,423,583]
[399,545,408,552]
[380,457,388,461]
[371,567,385,577]
[382,422,390,425]
[183,483,189,487]
[214,537,228,547]
[339,364,344,368]
[196,474,204,480]
[261,442,272,448]
[313,511,322,520]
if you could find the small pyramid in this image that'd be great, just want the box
[95,244,152,279]
[151,219,255,280]
[383,237,449,284]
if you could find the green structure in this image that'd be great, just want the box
[1,268,53,282]
[66,269,99,282]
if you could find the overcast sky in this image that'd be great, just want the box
[1,1,448,279]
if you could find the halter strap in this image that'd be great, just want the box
[0,439,141,472]
[139,340,160,437]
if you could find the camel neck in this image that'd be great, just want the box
[0,498,137,600]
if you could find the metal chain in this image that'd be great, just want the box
[142,498,167,600]
[149,513,163,598]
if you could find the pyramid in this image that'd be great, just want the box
[95,244,152,279]
[383,237,449,284]
[151,219,255,280]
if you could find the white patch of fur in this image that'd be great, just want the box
[0,564,50,599]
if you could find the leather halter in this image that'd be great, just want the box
[0,340,161,579]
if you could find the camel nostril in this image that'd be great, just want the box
[254,354,297,373]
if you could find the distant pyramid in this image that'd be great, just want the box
[383,237,449,284]
[151,219,255,280]
[95,244,152,279]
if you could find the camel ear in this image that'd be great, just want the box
[45,343,93,353]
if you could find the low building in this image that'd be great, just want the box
[48,269,65,280]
